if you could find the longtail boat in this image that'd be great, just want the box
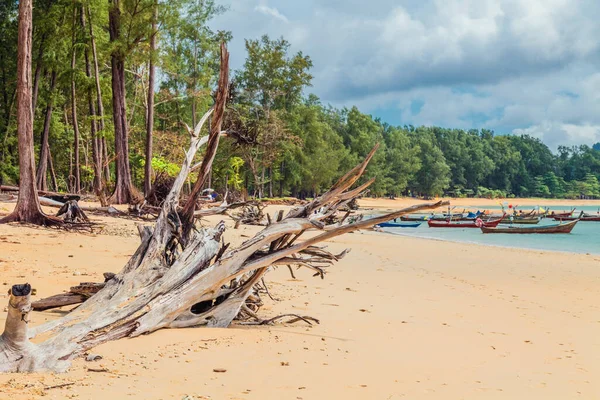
[481,219,578,234]
[430,214,464,221]
[501,217,540,225]
[400,215,429,221]
[553,215,600,222]
[550,209,575,218]
[376,221,422,228]
[427,215,505,228]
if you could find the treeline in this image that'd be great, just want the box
[0,0,599,201]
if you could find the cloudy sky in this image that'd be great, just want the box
[210,0,600,150]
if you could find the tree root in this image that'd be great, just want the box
[0,43,449,373]
[239,314,320,326]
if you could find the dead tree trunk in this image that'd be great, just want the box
[144,0,157,196]
[0,0,59,226]
[0,45,447,373]
[36,70,57,191]
[0,284,35,372]
[56,200,89,223]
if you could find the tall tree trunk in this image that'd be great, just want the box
[108,0,137,204]
[71,6,81,193]
[81,6,102,195]
[268,167,273,198]
[1,0,55,225]
[144,0,157,196]
[279,161,284,197]
[102,137,109,181]
[260,166,265,199]
[48,146,58,192]
[87,6,110,183]
[31,35,45,113]
[36,70,57,191]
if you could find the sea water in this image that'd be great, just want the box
[375,205,600,255]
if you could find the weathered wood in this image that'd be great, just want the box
[0,44,448,374]
[32,293,88,311]
[39,196,122,216]
[57,200,90,223]
[193,200,256,218]
[0,284,35,372]
[180,42,230,238]
[32,273,117,311]
[0,185,80,198]
[231,203,266,226]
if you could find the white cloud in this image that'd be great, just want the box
[210,0,600,149]
[513,123,600,150]
[255,1,289,23]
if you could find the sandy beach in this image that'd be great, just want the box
[1,199,600,399]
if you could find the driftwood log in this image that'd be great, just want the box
[56,200,90,223]
[232,203,266,227]
[31,273,116,311]
[0,44,447,373]
[0,185,81,201]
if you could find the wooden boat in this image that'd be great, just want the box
[550,209,575,218]
[481,219,578,234]
[553,215,600,222]
[431,214,463,221]
[427,215,505,228]
[376,221,422,228]
[400,215,429,221]
[500,217,540,225]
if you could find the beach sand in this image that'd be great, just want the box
[0,198,599,399]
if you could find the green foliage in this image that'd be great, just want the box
[1,0,599,202]
[150,156,181,177]
[409,128,451,196]
[226,156,244,190]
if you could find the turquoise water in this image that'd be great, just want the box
[374,205,600,255]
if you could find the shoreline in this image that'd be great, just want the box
[374,229,600,257]
[359,196,600,211]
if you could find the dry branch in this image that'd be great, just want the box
[0,44,448,373]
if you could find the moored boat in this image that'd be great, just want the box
[400,215,430,221]
[481,219,578,234]
[427,215,505,228]
[550,209,575,218]
[430,214,463,221]
[376,221,422,228]
[553,214,600,222]
[500,217,540,225]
